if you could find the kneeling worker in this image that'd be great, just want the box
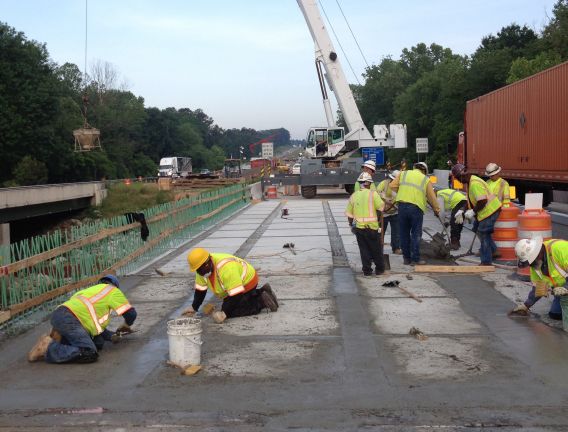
[185,248,278,323]
[436,188,467,250]
[28,274,137,363]
[510,237,568,320]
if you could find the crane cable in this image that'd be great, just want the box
[317,0,361,85]
[335,0,370,69]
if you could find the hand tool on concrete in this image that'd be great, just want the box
[379,211,391,270]
[454,232,478,258]
[382,280,422,302]
[283,242,297,255]
[423,227,451,259]
[437,214,452,246]
[409,326,428,340]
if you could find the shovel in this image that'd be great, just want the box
[423,227,451,259]
[380,211,391,270]
[454,232,478,259]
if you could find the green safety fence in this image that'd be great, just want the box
[0,183,251,335]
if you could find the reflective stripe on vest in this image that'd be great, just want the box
[76,284,115,335]
[396,170,428,211]
[353,190,379,223]
[546,240,568,279]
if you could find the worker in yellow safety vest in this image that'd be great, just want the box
[485,163,511,207]
[510,237,568,320]
[28,274,137,363]
[346,172,386,276]
[436,188,467,250]
[377,170,401,254]
[451,163,502,265]
[184,248,278,323]
[390,162,441,265]
[354,160,377,192]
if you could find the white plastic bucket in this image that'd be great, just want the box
[167,318,202,367]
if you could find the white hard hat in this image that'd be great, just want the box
[388,170,400,180]
[515,236,543,265]
[414,162,428,173]
[357,172,373,183]
[362,160,376,172]
[485,162,502,176]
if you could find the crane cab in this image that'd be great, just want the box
[304,127,348,158]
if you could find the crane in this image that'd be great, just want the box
[296,0,407,160]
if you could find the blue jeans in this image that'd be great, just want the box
[477,210,500,265]
[398,202,424,262]
[383,214,400,252]
[524,286,563,317]
[46,306,98,364]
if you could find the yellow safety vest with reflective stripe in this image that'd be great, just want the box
[354,180,376,192]
[487,177,511,208]
[468,175,502,221]
[194,253,257,299]
[377,179,397,215]
[345,188,384,230]
[530,239,568,288]
[394,169,428,212]
[62,283,132,337]
[437,188,466,211]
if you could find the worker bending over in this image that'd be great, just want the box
[436,188,467,250]
[485,163,511,208]
[354,160,377,192]
[377,170,401,254]
[346,172,385,276]
[390,162,441,265]
[451,164,502,265]
[510,237,567,320]
[28,275,137,363]
[185,248,278,323]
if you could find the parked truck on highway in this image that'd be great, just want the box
[157,157,192,178]
[457,61,568,206]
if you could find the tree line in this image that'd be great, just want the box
[0,23,290,186]
[1,1,567,185]
[354,0,568,169]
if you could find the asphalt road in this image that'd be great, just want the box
[0,191,567,430]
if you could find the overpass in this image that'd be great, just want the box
[0,182,107,246]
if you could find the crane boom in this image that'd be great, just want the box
[297,0,407,159]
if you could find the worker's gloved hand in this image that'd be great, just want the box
[454,210,464,225]
[115,324,132,335]
[182,306,196,317]
[508,304,529,316]
[553,286,568,296]
[212,311,227,324]
[110,332,122,344]
[464,209,475,222]
[434,210,440,218]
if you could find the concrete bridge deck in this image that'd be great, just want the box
[0,190,567,430]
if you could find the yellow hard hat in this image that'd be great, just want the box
[188,248,210,272]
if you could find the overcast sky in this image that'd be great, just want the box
[1,0,557,139]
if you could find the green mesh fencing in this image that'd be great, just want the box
[0,183,251,336]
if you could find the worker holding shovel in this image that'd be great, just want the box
[346,172,386,276]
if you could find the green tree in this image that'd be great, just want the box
[13,156,48,185]
[542,0,568,59]
[507,51,563,83]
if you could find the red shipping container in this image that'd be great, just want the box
[464,61,568,184]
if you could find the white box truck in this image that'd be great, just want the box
[158,157,192,178]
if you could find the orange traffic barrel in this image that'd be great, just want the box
[516,209,552,279]
[492,205,519,263]
[124,178,132,186]
[266,185,278,199]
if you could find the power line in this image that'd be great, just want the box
[317,0,361,85]
[335,0,370,69]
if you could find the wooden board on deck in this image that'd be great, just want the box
[414,265,495,273]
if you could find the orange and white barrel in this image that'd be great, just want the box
[284,184,299,196]
[517,209,552,279]
[492,205,520,263]
[266,185,278,199]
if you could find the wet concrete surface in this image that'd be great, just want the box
[1,189,568,430]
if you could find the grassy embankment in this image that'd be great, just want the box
[94,182,174,218]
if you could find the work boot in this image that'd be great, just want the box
[260,291,278,312]
[450,239,461,251]
[27,334,53,362]
[393,249,402,255]
[74,348,99,364]
[260,283,278,308]
[508,304,529,317]
[492,251,501,259]
[411,260,427,266]
[403,258,412,265]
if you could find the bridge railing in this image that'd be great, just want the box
[0,183,250,332]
